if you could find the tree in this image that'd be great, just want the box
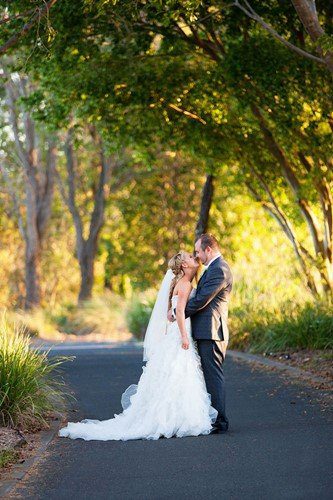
[234,0,333,75]
[0,64,56,308]
[55,126,112,302]
[117,1,332,297]
[2,0,332,297]
[0,1,58,56]
[102,149,207,290]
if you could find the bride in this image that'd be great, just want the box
[58,250,218,441]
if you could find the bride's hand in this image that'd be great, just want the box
[181,335,189,350]
[167,309,174,322]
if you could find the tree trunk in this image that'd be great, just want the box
[78,247,95,302]
[195,174,214,240]
[291,0,333,75]
[25,247,41,309]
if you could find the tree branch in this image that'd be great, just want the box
[244,178,320,295]
[168,103,207,124]
[233,0,325,65]
[0,0,58,56]
[291,0,333,74]
[0,9,35,26]
[87,131,111,244]
[251,104,325,257]
[62,128,84,255]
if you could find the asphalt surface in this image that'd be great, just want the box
[11,344,333,500]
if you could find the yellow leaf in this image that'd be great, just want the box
[316,122,331,135]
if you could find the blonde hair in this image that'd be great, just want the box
[167,251,187,310]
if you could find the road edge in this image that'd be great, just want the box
[0,419,62,498]
[227,349,333,388]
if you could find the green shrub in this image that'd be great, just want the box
[0,312,73,430]
[50,292,128,338]
[230,300,333,353]
[126,298,155,340]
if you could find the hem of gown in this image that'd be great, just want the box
[58,424,214,441]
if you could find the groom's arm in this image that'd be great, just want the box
[184,268,225,318]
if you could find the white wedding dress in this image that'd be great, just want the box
[58,283,217,441]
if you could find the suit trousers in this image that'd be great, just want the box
[196,339,229,431]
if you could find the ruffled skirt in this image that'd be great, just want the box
[58,319,217,441]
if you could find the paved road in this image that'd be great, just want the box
[11,344,333,499]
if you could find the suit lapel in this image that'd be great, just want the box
[209,256,222,270]
[196,268,207,290]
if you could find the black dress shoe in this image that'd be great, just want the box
[209,426,228,435]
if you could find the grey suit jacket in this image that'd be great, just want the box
[184,256,233,348]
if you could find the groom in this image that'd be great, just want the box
[169,233,233,434]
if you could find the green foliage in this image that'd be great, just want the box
[318,34,333,54]
[102,152,206,290]
[0,449,19,469]
[0,313,72,430]
[231,301,333,352]
[0,0,332,350]
[126,297,155,340]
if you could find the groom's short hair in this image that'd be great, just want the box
[198,233,220,251]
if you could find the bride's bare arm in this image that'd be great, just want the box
[175,281,192,349]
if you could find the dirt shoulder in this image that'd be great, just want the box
[262,349,333,383]
[0,415,61,495]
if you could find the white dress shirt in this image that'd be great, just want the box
[203,252,222,271]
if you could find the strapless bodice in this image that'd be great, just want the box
[171,288,195,310]
[171,294,178,309]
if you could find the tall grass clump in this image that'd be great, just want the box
[230,299,333,353]
[0,312,73,430]
[52,291,129,339]
[126,295,155,340]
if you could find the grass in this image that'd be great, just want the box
[227,273,333,353]
[0,312,73,431]
[0,449,19,468]
[4,277,332,356]
[5,290,130,341]
[230,300,333,353]
[52,292,129,339]
[126,282,333,353]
